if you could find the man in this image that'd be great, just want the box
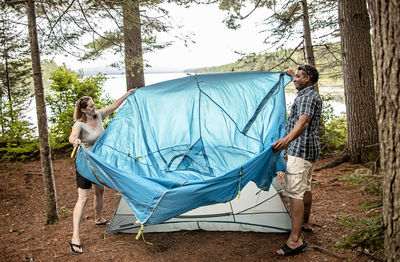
[272,65,322,256]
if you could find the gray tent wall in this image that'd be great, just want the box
[107,178,291,234]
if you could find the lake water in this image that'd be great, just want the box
[28,72,345,129]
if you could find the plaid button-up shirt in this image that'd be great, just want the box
[286,86,322,162]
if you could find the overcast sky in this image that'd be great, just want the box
[144,4,270,71]
[53,4,271,73]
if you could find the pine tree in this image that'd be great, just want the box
[367,0,400,260]
[26,0,58,224]
[0,4,35,146]
[338,0,378,163]
[37,0,183,90]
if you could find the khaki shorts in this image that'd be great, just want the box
[283,155,316,200]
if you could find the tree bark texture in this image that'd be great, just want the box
[367,0,400,260]
[338,0,378,163]
[300,0,316,68]
[300,0,318,93]
[122,0,145,90]
[26,0,58,224]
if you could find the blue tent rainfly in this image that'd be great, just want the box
[75,71,292,225]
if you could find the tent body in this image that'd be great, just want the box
[75,71,292,226]
[107,180,291,233]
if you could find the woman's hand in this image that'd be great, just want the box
[102,87,138,118]
[73,138,81,147]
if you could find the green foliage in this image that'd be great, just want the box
[336,214,384,251]
[338,169,382,196]
[41,60,58,90]
[46,66,113,145]
[320,116,347,154]
[0,141,40,162]
[335,169,383,252]
[58,206,72,217]
[319,95,347,155]
[82,30,124,61]
[0,7,37,161]
[0,100,35,142]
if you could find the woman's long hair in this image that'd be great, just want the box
[74,96,96,122]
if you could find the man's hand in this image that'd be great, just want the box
[272,137,291,154]
[286,69,295,78]
[272,115,310,154]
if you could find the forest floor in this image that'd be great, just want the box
[0,156,384,262]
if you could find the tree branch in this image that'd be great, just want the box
[267,40,303,71]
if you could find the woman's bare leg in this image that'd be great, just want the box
[93,184,106,224]
[71,188,90,252]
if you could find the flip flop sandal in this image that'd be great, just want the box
[69,241,83,255]
[278,240,307,256]
[95,220,108,226]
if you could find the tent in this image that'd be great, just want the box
[75,71,292,231]
[107,179,291,234]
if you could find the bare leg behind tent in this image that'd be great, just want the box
[93,184,107,224]
[70,188,90,253]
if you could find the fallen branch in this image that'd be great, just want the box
[315,152,349,172]
[309,245,348,260]
[356,249,384,262]
[365,206,382,216]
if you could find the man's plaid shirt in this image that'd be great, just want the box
[286,85,322,162]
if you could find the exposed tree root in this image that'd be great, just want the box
[315,152,350,172]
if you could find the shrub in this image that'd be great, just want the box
[320,96,347,155]
[46,66,113,145]
[0,141,40,162]
[335,169,383,252]
[336,214,383,251]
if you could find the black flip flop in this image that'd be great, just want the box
[95,220,108,226]
[277,240,307,256]
[69,241,83,255]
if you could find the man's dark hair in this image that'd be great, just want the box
[298,65,319,84]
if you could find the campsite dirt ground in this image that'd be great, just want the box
[0,156,384,262]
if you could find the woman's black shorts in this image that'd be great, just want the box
[76,170,92,189]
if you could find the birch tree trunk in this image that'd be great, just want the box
[26,0,58,224]
[122,0,145,91]
[367,0,400,260]
[338,0,378,163]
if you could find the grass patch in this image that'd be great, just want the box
[336,214,383,251]
[335,169,383,252]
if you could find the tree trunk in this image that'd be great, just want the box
[5,53,15,124]
[3,52,11,131]
[26,0,58,224]
[338,0,378,163]
[367,1,400,260]
[122,0,145,90]
[300,0,318,92]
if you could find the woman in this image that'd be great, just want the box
[68,89,135,254]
